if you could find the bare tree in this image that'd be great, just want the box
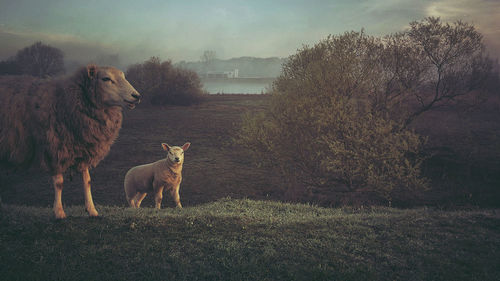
[200,50,216,75]
[383,17,493,128]
[200,50,216,64]
[15,41,65,77]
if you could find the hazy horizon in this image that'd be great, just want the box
[1,0,499,68]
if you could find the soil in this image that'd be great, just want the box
[1,94,499,209]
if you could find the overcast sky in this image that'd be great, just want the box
[1,0,499,67]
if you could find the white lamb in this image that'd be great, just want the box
[124,142,190,209]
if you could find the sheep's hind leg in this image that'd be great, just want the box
[82,168,99,217]
[52,174,66,219]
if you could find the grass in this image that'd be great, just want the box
[1,199,500,281]
[1,94,500,280]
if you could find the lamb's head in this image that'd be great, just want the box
[162,142,191,165]
[85,65,141,109]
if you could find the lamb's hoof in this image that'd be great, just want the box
[86,209,99,217]
[88,215,103,220]
[54,209,67,220]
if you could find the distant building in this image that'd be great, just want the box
[205,69,239,78]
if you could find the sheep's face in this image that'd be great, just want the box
[89,65,141,109]
[161,142,191,165]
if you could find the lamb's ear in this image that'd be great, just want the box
[87,64,98,79]
[161,143,170,152]
[182,142,191,151]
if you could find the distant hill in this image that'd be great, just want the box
[175,56,287,78]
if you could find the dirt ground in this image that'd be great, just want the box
[1,94,499,209]
[0,95,282,209]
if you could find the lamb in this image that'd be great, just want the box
[124,142,190,209]
[0,65,141,219]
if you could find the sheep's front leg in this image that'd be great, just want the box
[52,174,66,219]
[154,186,164,209]
[82,168,98,217]
[171,185,182,209]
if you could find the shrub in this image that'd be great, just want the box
[16,41,65,77]
[237,18,498,205]
[0,58,22,75]
[0,42,65,77]
[126,57,206,106]
[236,31,428,204]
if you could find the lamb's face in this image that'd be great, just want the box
[94,66,141,109]
[162,142,191,165]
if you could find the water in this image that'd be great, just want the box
[201,78,275,94]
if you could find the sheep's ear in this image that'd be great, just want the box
[87,64,98,79]
[182,142,191,151]
[161,143,170,152]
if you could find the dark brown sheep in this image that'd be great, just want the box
[0,65,141,219]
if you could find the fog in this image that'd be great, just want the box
[0,0,499,71]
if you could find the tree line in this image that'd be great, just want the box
[236,17,499,205]
[0,43,206,105]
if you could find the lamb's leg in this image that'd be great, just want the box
[128,193,137,207]
[82,168,99,217]
[134,193,147,208]
[127,194,137,208]
[52,174,66,219]
[171,186,182,209]
[154,187,164,209]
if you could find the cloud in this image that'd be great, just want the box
[0,26,118,60]
[356,0,432,33]
[0,26,141,70]
[1,0,498,65]
[425,0,500,58]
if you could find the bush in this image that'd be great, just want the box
[237,18,498,205]
[0,58,21,75]
[0,42,65,77]
[126,57,206,106]
[237,31,428,204]
[16,41,65,77]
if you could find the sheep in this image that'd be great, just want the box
[0,65,141,219]
[124,142,190,209]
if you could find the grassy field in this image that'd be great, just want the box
[1,199,500,281]
[1,94,500,280]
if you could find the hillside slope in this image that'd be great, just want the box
[1,199,499,281]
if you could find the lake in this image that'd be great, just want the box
[201,78,275,94]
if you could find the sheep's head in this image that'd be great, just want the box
[86,65,141,109]
[162,142,191,165]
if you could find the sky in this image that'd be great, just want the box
[0,0,499,67]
